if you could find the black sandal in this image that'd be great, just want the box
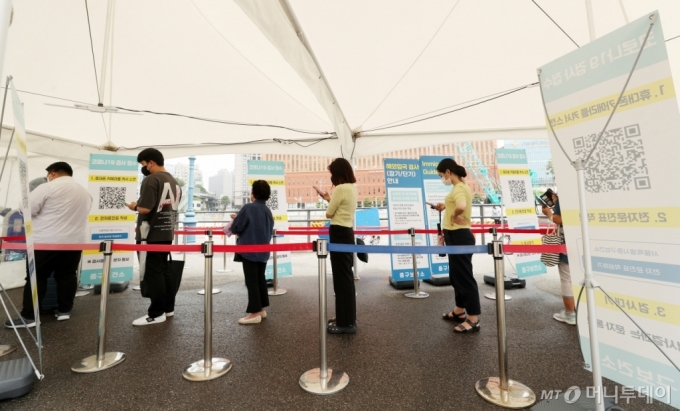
[442,311,466,323]
[453,319,480,334]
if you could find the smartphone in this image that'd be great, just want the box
[312,186,325,196]
[535,194,550,208]
[425,201,438,209]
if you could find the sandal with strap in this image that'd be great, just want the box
[442,311,466,323]
[453,319,480,334]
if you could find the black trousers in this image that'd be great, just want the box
[242,259,269,313]
[329,225,356,327]
[21,250,82,319]
[444,229,480,316]
[143,241,175,318]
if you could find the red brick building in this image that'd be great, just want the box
[263,141,498,206]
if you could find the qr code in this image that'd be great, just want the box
[574,124,649,193]
[508,180,527,203]
[266,190,279,211]
[18,160,28,209]
[99,187,126,209]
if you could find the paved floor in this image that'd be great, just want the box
[0,241,675,410]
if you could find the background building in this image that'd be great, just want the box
[208,169,235,200]
[168,162,204,186]
[264,141,499,207]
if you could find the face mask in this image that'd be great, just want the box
[441,175,452,186]
[141,165,151,176]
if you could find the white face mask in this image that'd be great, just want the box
[441,174,452,186]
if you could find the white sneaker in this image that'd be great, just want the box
[132,313,167,326]
[165,311,174,317]
[55,311,71,321]
[553,310,576,325]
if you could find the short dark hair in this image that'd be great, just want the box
[137,148,165,166]
[436,158,467,178]
[251,180,271,201]
[328,158,356,186]
[46,161,73,176]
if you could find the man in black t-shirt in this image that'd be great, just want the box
[127,148,181,326]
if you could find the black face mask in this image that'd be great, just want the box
[141,166,151,176]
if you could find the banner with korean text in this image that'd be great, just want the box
[496,149,546,278]
[247,160,292,279]
[10,80,42,354]
[539,11,679,408]
[384,159,430,282]
[419,156,449,280]
[81,154,137,285]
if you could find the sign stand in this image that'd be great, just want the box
[268,229,286,296]
[405,228,428,299]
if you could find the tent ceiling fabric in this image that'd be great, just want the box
[1,0,679,161]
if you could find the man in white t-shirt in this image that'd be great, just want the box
[5,162,92,328]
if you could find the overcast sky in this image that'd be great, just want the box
[166,154,236,185]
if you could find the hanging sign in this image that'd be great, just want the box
[81,154,138,285]
[247,160,292,279]
[496,149,546,278]
[539,11,679,407]
[384,158,430,282]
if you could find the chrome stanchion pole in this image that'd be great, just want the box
[300,239,349,395]
[405,228,428,299]
[483,229,511,301]
[72,241,126,373]
[183,239,231,381]
[268,228,286,296]
[476,229,535,408]
[217,232,233,273]
[198,230,221,295]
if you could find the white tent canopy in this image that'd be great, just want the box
[0,0,679,166]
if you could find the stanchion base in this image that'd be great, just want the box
[268,289,287,296]
[0,345,16,357]
[132,285,141,291]
[182,358,232,381]
[475,377,536,409]
[71,352,126,373]
[217,269,234,273]
[197,289,222,295]
[78,284,94,291]
[75,290,91,297]
[484,293,512,301]
[299,368,349,395]
[405,291,429,299]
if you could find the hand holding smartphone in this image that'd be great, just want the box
[313,185,326,196]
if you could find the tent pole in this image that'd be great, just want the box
[97,0,115,106]
[585,0,596,42]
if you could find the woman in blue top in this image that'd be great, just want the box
[230,180,274,325]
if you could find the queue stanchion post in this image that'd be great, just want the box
[72,240,126,373]
[405,227,428,299]
[483,229,512,301]
[198,230,221,295]
[217,232,233,273]
[299,239,349,395]
[475,228,535,408]
[268,228,286,296]
[183,239,231,381]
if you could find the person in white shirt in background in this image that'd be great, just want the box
[5,162,92,328]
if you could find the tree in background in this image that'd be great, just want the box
[546,159,554,178]
[221,196,230,210]
[363,198,372,207]
[195,184,208,194]
[175,178,185,187]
